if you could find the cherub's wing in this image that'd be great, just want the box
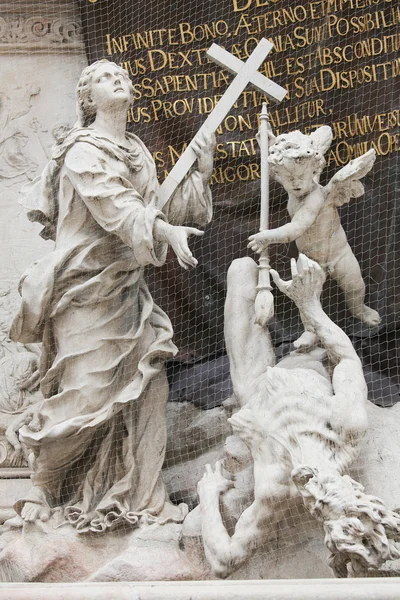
[324,149,376,207]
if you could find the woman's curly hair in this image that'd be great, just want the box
[75,59,134,127]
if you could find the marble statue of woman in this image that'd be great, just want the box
[8,60,215,533]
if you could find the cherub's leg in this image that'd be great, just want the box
[225,258,275,405]
[331,246,380,327]
[198,460,289,578]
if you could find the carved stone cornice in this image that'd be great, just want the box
[0,1,84,54]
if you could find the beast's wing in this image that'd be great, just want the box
[324,149,376,207]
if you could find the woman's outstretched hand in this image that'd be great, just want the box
[154,219,204,269]
[167,225,204,269]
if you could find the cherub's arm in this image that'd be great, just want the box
[248,190,324,253]
[271,256,368,434]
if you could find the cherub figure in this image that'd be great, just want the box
[248,126,379,348]
[198,255,400,579]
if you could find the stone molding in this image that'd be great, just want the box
[0,1,83,54]
[0,468,31,479]
[1,579,400,599]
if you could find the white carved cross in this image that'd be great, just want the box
[158,38,287,208]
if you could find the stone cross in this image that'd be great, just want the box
[158,37,287,208]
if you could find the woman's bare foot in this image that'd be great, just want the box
[21,501,50,523]
[16,486,51,523]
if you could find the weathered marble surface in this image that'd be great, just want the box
[0,247,399,582]
[0,401,230,524]
[185,400,400,581]
[0,0,86,471]
[0,2,86,288]
[1,578,400,600]
[0,520,202,583]
[0,396,399,582]
[6,57,214,532]
[0,2,397,588]
[164,402,230,509]
[248,126,380,348]
[196,256,400,579]
[3,579,400,600]
[0,0,90,561]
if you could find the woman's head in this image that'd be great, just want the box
[76,60,134,127]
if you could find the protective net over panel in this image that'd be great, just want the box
[0,0,399,582]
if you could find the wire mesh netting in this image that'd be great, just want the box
[79,0,400,396]
[0,0,399,582]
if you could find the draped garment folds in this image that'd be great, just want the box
[10,128,212,533]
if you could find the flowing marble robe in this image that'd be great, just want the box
[9,128,212,533]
